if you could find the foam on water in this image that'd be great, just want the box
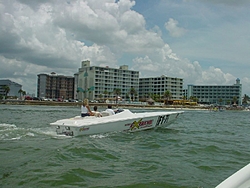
[1,105,250,188]
[89,132,114,139]
[0,123,17,129]
[0,123,55,140]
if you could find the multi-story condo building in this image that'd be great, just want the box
[75,60,139,101]
[139,75,184,100]
[0,79,22,97]
[37,73,74,100]
[187,78,242,105]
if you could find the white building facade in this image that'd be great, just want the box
[187,78,242,105]
[75,60,139,101]
[139,75,184,100]
[0,79,22,97]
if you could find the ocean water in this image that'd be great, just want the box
[0,104,249,188]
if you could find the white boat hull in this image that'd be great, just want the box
[216,163,250,188]
[50,109,183,136]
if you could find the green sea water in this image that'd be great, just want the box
[0,105,249,188]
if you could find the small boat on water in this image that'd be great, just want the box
[216,163,250,188]
[50,109,183,136]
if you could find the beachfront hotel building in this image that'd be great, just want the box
[0,79,22,97]
[139,76,184,100]
[75,60,139,101]
[37,73,74,100]
[187,78,242,105]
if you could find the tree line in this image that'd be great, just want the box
[2,84,249,106]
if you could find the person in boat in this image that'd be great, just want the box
[92,106,102,117]
[81,99,94,117]
[106,105,115,115]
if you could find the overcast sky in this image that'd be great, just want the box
[1,0,250,96]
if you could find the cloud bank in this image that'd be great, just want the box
[0,0,249,95]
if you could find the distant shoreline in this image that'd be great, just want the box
[0,100,244,111]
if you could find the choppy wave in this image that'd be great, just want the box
[1,106,250,188]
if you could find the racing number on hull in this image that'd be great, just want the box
[156,115,170,126]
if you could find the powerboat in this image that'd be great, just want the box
[50,109,183,136]
[216,163,250,188]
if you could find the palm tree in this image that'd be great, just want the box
[88,89,92,98]
[129,87,137,101]
[87,87,92,98]
[2,85,10,99]
[232,96,238,106]
[242,94,249,105]
[218,98,223,105]
[189,96,198,103]
[193,97,199,103]
[189,96,195,101]
[113,88,121,104]
[135,93,138,102]
[83,90,86,99]
[18,89,23,100]
[76,88,81,99]
[103,90,108,100]
[163,90,172,105]
[22,90,26,97]
[125,93,130,101]
[154,94,160,102]
[108,91,112,99]
[148,93,152,99]
[98,94,103,102]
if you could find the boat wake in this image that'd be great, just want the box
[0,123,59,140]
[89,131,119,139]
[0,123,31,140]
[0,123,17,129]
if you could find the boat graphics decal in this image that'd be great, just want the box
[155,115,169,126]
[125,119,153,131]
[79,127,90,132]
[130,119,142,130]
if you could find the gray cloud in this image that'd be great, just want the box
[0,0,250,95]
[17,0,53,9]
